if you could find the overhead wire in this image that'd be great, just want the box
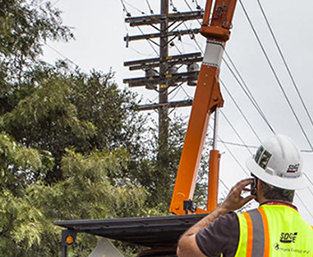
[167,2,313,212]
[181,22,204,54]
[206,3,313,208]
[44,43,86,72]
[219,178,230,192]
[173,43,183,54]
[170,0,178,12]
[239,1,313,214]
[223,51,275,135]
[239,0,313,151]
[218,140,258,149]
[168,83,183,99]
[217,133,249,176]
[295,193,313,221]
[120,0,131,17]
[145,0,154,14]
[173,0,313,215]
[50,0,61,7]
[256,0,313,134]
[180,83,193,99]
[170,1,312,174]
[303,174,313,198]
[123,0,145,15]
[191,0,202,10]
[16,0,81,73]
[206,123,250,191]
[183,0,193,12]
[193,37,204,55]
[137,27,159,55]
[185,19,271,146]
[33,0,60,9]
[220,79,262,143]
[121,2,158,57]
[220,110,253,155]
[180,0,203,26]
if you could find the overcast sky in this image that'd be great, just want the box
[43,0,313,223]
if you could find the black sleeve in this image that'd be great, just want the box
[195,212,239,257]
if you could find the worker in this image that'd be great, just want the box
[177,134,313,257]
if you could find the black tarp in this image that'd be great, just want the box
[54,214,206,248]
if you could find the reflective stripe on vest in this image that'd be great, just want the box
[235,205,313,257]
[236,209,268,257]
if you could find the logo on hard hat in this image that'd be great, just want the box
[254,146,272,170]
[286,164,300,173]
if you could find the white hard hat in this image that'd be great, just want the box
[246,134,307,190]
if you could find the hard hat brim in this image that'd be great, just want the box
[246,157,307,190]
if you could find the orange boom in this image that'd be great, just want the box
[170,0,238,215]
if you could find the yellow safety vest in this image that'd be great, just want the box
[235,204,313,256]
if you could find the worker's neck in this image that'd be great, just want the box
[259,198,293,206]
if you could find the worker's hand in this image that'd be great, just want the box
[220,178,256,212]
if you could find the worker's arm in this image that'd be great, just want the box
[177,179,255,257]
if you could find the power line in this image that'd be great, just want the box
[220,110,253,155]
[256,0,313,133]
[50,0,62,7]
[191,0,202,10]
[182,23,204,53]
[145,0,154,14]
[193,36,204,55]
[218,138,312,153]
[217,133,249,176]
[33,0,60,9]
[137,27,159,55]
[218,140,258,149]
[168,82,184,100]
[180,83,193,99]
[196,41,274,144]
[120,0,131,17]
[170,0,178,12]
[295,193,313,221]
[220,178,230,191]
[220,79,262,143]
[239,0,313,151]
[250,2,313,213]
[180,31,269,142]
[124,0,145,15]
[183,0,193,11]
[174,44,183,54]
[44,43,85,72]
[223,51,275,134]
[303,174,313,199]
[181,1,202,26]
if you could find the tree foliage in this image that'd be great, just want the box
[0,0,74,115]
[0,146,149,256]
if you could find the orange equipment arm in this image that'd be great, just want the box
[169,0,238,215]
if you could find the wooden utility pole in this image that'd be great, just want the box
[124,1,203,170]
[159,0,169,160]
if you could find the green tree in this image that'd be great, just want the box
[0,145,148,256]
[132,115,187,210]
[0,0,74,115]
